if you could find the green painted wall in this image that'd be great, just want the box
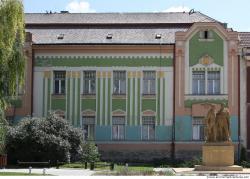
[112,99,126,111]
[189,30,224,66]
[51,98,66,110]
[82,99,96,110]
[35,56,173,67]
[142,99,156,111]
[184,99,228,108]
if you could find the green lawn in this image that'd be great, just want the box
[60,162,153,171]
[0,172,48,176]
[59,162,175,176]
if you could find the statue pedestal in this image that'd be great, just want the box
[194,142,243,171]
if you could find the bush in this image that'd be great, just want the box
[6,113,83,164]
[176,157,202,168]
[80,140,100,164]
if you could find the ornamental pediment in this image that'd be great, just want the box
[142,110,156,116]
[82,109,96,116]
[199,54,214,66]
[112,109,126,116]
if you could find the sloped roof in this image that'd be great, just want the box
[25,12,217,25]
[25,12,219,45]
[239,32,250,47]
[26,27,188,45]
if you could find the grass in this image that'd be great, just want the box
[60,162,174,176]
[60,162,153,171]
[0,172,49,176]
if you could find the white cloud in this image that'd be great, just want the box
[163,6,191,12]
[66,0,96,13]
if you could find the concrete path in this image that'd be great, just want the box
[0,168,95,176]
[173,168,250,176]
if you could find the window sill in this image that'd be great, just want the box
[185,94,228,100]
[52,94,66,99]
[112,139,125,141]
[81,94,96,99]
[142,94,156,99]
[112,94,126,99]
[198,38,214,42]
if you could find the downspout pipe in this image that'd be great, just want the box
[237,52,241,163]
[171,44,176,164]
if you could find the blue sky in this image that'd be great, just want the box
[23,0,250,32]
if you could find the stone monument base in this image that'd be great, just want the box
[195,165,243,171]
[194,142,243,171]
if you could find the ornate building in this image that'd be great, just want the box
[5,11,247,161]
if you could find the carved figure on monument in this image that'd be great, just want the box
[204,103,231,143]
[215,103,231,142]
[204,104,217,142]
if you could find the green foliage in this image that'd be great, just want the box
[240,161,250,168]
[0,111,8,155]
[80,140,100,164]
[0,0,25,109]
[6,113,83,164]
[240,146,247,162]
[176,157,202,168]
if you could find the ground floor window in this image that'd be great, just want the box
[192,117,205,141]
[142,116,155,140]
[112,116,125,140]
[82,116,95,140]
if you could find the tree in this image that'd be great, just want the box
[81,140,100,164]
[6,113,83,164]
[0,0,26,155]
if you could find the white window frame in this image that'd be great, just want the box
[192,118,205,141]
[207,71,220,95]
[143,71,156,95]
[112,116,125,140]
[82,116,95,140]
[192,70,220,95]
[54,71,66,95]
[83,71,96,94]
[142,116,155,140]
[113,71,126,95]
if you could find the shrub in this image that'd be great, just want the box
[6,113,83,164]
[80,140,100,164]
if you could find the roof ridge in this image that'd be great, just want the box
[195,11,219,23]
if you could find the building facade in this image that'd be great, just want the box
[5,11,247,161]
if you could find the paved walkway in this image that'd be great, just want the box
[173,168,250,176]
[0,168,95,176]
[154,168,250,176]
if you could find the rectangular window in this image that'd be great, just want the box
[113,71,126,95]
[207,71,220,94]
[54,71,66,95]
[83,71,96,94]
[192,118,205,141]
[112,116,125,140]
[82,116,95,140]
[143,71,156,95]
[192,71,205,95]
[142,116,155,140]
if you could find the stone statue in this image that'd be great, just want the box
[215,103,231,142]
[204,104,217,142]
[205,103,231,143]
